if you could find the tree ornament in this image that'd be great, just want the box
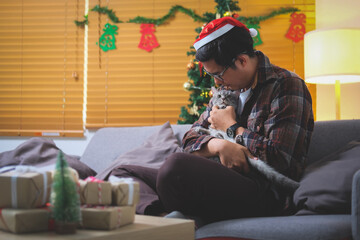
[285,12,306,43]
[189,104,200,116]
[209,89,213,98]
[232,13,239,18]
[246,23,263,46]
[51,151,81,234]
[97,23,118,52]
[138,24,160,52]
[187,61,195,70]
[183,81,192,91]
[223,11,231,17]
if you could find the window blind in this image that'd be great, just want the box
[85,0,212,128]
[85,0,316,128]
[0,0,316,135]
[0,0,84,136]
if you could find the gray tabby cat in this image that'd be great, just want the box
[194,87,300,192]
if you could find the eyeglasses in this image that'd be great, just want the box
[203,58,236,82]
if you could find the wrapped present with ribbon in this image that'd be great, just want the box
[80,205,135,230]
[79,177,112,205]
[0,208,52,233]
[0,166,52,209]
[108,176,140,206]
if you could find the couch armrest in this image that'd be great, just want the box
[352,169,360,240]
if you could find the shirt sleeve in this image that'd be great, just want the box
[242,77,314,180]
[182,100,215,153]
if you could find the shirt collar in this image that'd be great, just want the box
[255,50,278,86]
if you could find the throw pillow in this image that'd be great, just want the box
[293,140,360,215]
[0,137,97,179]
[95,121,182,180]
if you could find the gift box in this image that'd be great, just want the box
[0,208,51,233]
[0,169,52,209]
[80,206,135,230]
[79,178,112,205]
[110,180,140,206]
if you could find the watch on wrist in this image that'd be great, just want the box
[235,134,244,145]
[226,123,241,138]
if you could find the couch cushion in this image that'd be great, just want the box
[0,137,96,179]
[95,121,182,180]
[195,215,352,240]
[294,140,360,215]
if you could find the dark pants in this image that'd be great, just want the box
[110,152,283,224]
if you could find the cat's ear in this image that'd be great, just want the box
[211,86,218,95]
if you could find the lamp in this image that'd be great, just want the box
[304,28,360,119]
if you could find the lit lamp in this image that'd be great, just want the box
[304,28,360,120]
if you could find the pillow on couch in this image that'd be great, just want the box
[0,137,96,179]
[294,140,360,215]
[95,121,182,180]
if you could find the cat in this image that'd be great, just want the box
[194,87,300,192]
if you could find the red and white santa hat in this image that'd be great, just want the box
[193,17,257,50]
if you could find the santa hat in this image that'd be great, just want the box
[193,17,257,51]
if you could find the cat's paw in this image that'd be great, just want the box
[194,126,211,135]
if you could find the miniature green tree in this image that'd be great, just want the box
[51,151,81,234]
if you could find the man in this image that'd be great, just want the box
[156,17,314,223]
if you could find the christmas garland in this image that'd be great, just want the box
[237,7,299,24]
[74,5,299,27]
[74,15,88,27]
[74,5,123,27]
[128,5,208,25]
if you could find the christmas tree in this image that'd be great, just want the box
[178,0,298,124]
[51,151,81,234]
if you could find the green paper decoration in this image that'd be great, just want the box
[246,23,263,47]
[97,23,118,52]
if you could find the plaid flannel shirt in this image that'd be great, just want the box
[182,51,314,181]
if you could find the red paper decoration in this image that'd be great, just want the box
[138,24,160,52]
[285,12,306,43]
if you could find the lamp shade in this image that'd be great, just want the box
[304,28,360,84]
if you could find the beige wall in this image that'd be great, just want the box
[315,0,360,120]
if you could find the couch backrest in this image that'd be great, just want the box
[81,120,360,173]
[307,119,360,165]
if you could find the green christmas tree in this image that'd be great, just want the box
[178,0,298,124]
[51,151,81,234]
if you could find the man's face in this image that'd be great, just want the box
[202,58,248,91]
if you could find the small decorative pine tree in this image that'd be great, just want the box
[51,151,81,234]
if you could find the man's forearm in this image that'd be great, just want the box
[191,138,224,158]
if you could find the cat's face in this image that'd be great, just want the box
[212,89,237,108]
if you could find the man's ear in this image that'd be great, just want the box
[236,54,247,66]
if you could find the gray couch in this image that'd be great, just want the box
[80,119,360,240]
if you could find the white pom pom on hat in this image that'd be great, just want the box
[249,28,258,37]
[193,17,256,50]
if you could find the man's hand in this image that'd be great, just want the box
[208,106,237,132]
[193,138,256,173]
